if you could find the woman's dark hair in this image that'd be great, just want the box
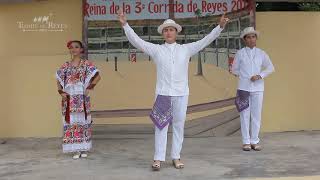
[67,40,85,53]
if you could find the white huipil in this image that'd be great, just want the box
[123,23,223,161]
[232,47,275,145]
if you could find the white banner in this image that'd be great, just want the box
[85,0,248,20]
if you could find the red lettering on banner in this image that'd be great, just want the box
[187,0,198,12]
[84,3,107,17]
[84,0,245,18]
[148,2,168,14]
[231,0,246,11]
[148,1,184,14]
[123,2,131,14]
[110,2,119,14]
[176,3,184,13]
[110,2,131,14]
[135,2,142,13]
[202,1,228,13]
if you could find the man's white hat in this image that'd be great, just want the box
[240,27,259,39]
[157,19,182,34]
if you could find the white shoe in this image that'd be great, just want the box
[80,152,88,158]
[72,152,81,159]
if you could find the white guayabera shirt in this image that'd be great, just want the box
[232,47,275,92]
[123,23,223,96]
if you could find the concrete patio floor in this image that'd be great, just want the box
[1,131,320,180]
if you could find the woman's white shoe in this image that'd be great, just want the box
[80,152,88,158]
[72,152,81,159]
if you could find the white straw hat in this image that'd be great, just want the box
[240,27,259,39]
[157,19,182,34]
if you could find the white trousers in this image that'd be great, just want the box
[154,95,188,161]
[240,91,264,145]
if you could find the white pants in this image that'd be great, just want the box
[240,91,264,145]
[154,95,188,161]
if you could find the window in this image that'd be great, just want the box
[150,40,164,45]
[203,24,216,34]
[227,21,239,32]
[179,27,185,35]
[107,42,122,49]
[217,38,227,48]
[88,29,102,38]
[101,29,106,36]
[176,39,185,44]
[123,41,130,49]
[107,28,123,37]
[100,43,106,49]
[143,27,149,35]
[209,40,217,48]
[184,26,198,35]
[149,27,159,36]
[228,38,240,49]
[240,17,250,31]
[88,43,102,50]
[132,27,144,36]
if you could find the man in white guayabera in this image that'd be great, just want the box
[232,27,275,152]
[118,10,229,171]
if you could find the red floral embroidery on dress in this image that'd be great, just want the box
[62,95,90,115]
[57,60,97,116]
[63,124,92,144]
[57,60,98,87]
